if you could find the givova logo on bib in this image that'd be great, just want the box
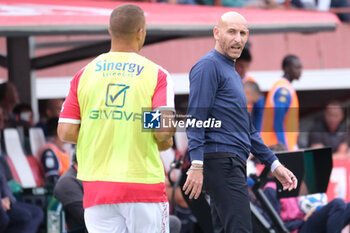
[106,84,129,107]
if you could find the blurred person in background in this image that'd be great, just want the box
[244,0,284,8]
[165,167,193,233]
[0,82,19,127]
[0,106,4,131]
[198,0,245,7]
[308,100,349,159]
[248,144,350,233]
[256,145,350,233]
[300,0,349,22]
[244,81,262,112]
[166,0,199,4]
[0,106,13,181]
[40,117,70,192]
[243,81,264,132]
[12,104,34,130]
[261,55,302,151]
[262,178,350,233]
[301,0,350,22]
[236,47,265,132]
[11,103,34,154]
[0,106,23,198]
[195,0,294,8]
[330,0,350,22]
[0,168,44,233]
[54,151,87,233]
[37,99,64,137]
[235,47,253,83]
[240,0,304,9]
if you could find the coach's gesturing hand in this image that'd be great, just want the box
[272,165,298,191]
[183,165,203,200]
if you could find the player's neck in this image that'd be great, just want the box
[110,39,140,53]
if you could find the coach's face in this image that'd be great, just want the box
[214,12,249,61]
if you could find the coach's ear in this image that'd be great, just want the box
[57,123,80,144]
[213,26,220,42]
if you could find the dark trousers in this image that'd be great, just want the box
[344,201,350,227]
[299,198,346,233]
[204,153,252,233]
[179,169,214,233]
[0,202,44,233]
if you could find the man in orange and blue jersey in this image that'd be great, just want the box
[261,55,302,151]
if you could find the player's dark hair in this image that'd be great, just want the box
[109,4,145,39]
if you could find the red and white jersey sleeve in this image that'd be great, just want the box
[58,68,85,124]
[152,68,175,111]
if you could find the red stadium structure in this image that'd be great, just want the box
[0,0,340,106]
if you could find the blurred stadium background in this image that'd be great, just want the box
[0,0,349,232]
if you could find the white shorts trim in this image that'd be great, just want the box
[84,202,169,233]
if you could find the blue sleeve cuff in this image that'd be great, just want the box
[189,148,204,162]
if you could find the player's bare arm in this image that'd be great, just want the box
[153,110,176,150]
[57,123,80,144]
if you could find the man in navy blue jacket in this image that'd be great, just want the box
[0,171,43,233]
[183,12,298,233]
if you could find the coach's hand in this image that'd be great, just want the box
[272,165,298,191]
[183,165,203,200]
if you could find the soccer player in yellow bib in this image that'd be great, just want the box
[57,4,175,233]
